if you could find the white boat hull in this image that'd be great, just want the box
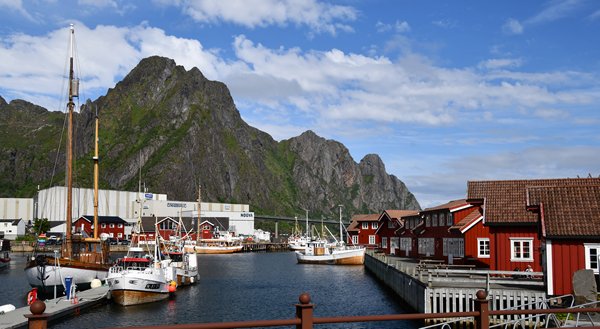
[107,267,169,306]
[24,263,107,293]
[295,247,366,265]
[185,245,243,254]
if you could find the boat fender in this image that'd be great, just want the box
[27,288,38,305]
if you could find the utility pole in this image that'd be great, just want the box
[338,205,343,243]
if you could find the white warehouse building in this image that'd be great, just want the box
[33,186,254,236]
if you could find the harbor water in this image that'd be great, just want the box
[1,251,419,328]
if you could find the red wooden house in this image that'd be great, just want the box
[526,184,600,295]
[415,200,477,263]
[374,210,419,254]
[346,214,380,247]
[395,212,421,257]
[466,177,600,296]
[73,215,127,239]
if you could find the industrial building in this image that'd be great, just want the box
[0,186,254,238]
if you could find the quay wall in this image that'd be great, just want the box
[365,253,427,312]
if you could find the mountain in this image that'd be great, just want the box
[0,56,420,216]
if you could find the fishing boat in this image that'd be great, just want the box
[160,212,198,286]
[187,233,244,254]
[24,25,111,294]
[296,206,365,265]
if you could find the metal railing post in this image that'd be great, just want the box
[25,300,49,329]
[474,290,489,329]
[296,293,314,329]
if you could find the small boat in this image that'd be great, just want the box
[186,234,244,254]
[0,251,10,271]
[160,215,198,286]
[107,247,170,306]
[295,207,365,265]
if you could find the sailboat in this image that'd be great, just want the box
[24,25,111,294]
[295,206,365,265]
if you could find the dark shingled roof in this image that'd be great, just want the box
[423,199,469,212]
[527,185,600,238]
[467,178,600,225]
[79,215,127,225]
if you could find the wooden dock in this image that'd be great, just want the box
[0,285,109,329]
[242,242,289,252]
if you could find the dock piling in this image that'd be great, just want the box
[24,300,48,329]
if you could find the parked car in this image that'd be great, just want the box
[119,239,130,245]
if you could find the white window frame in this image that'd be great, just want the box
[447,212,453,226]
[510,238,534,262]
[109,223,115,228]
[118,223,123,228]
[418,238,434,256]
[362,222,368,229]
[368,235,376,245]
[432,213,438,227]
[477,238,490,258]
[381,237,388,248]
[443,238,464,257]
[390,237,399,252]
[117,233,123,238]
[400,237,412,252]
[101,223,106,228]
[425,215,431,227]
[352,235,358,245]
[372,222,378,230]
[584,243,600,274]
[388,221,395,229]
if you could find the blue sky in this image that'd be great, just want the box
[1,0,600,208]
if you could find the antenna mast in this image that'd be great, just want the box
[93,106,99,239]
[64,24,78,257]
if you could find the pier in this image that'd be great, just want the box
[241,242,289,252]
[364,250,548,325]
[0,285,109,329]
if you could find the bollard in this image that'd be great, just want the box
[24,300,49,329]
[474,290,489,329]
[295,293,314,329]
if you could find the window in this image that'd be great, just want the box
[381,237,388,248]
[372,222,378,230]
[101,223,106,228]
[117,233,123,238]
[432,214,438,227]
[447,212,453,226]
[443,238,465,257]
[478,238,490,258]
[425,215,431,227]
[109,233,114,237]
[390,237,399,252]
[352,235,358,245]
[362,222,368,229]
[388,221,395,229]
[400,238,412,252]
[118,224,123,228]
[418,238,434,256]
[439,213,445,226]
[584,244,600,273]
[510,238,533,261]
[109,223,115,228]
[368,235,376,245]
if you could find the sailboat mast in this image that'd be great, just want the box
[196,185,201,242]
[93,107,99,239]
[65,24,77,257]
[338,205,343,242]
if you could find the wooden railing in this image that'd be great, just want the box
[24,290,600,329]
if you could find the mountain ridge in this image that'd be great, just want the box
[0,56,420,216]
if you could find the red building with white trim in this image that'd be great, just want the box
[73,215,127,239]
[346,214,380,247]
[374,210,419,254]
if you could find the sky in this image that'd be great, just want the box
[1,0,600,208]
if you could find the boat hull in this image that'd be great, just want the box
[295,248,365,265]
[107,268,169,306]
[24,257,109,294]
[186,246,243,254]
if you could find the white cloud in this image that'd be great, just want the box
[478,58,523,70]
[589,9,600,20]
[0,0,34,20]
[503,18,524,34]
[166,0,357,35]
[77,0,117,9]
[533,108,569,120]
[526,0,582,25]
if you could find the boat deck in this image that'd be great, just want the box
[0,285,109,329]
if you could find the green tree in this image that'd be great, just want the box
[32,218,50,235]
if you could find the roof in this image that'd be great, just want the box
[381,210,419,220]
[467,178,600,225]
[78,216,127,225]
[349,214,380,222]
[0,219,21,225]
[346,219,360,232]
[527,185,600,238]
[423,199,469,213]
[450,207,483,232]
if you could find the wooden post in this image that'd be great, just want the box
[295,293,313,329]
[25,300,49,329]
[474,290,489,329]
